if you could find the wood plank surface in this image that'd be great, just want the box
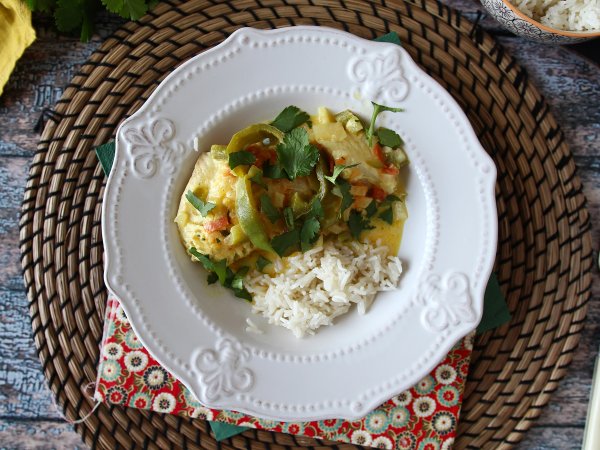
[0,2,598,449]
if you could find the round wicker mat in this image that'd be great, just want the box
[20,0,593,449]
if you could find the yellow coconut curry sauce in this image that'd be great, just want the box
[175,105,408,299]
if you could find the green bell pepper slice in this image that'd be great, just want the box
[226,123,284,176]
[236,176,275,254]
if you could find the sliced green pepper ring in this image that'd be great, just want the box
[226,124,284,176]
[236,176,275,254]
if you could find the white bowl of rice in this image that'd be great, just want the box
[480,0,600,43]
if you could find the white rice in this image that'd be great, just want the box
[509,0,600,31]
[245,318,263,335]
[245,240,403,338]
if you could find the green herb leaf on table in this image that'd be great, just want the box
[256,256,271,272]
[377,127,404,149]
[324,163,360,184]
[185,190,216,217]
[300,217,320,252]
[276,128,319,180]
[229,150,256,170]
[271,106,310,132]
[260,194,280,223]
[348,210,375,240]
[271,229,301,256]
[103,0,148,20]
[55,0,83,32]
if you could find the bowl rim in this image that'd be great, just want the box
[498,0,600,37]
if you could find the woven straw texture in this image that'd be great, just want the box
[19,0,593,449]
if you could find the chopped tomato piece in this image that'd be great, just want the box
[372,143,386,165]
[246,144,276,168]
[203,216,230,232]
[371,186,387,201]
[381,166,399,175]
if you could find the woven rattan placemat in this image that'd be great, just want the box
[19,1,593,448]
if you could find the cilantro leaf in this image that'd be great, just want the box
[309,198,324,219]
[348,210,375,240]
[271,229,300,256]
[211,258,229,286]
[377,127,404,149]
[80,14,94,42]
[115,0,147,20]
[189,247,213,271]
[367,101,405,147]
[55,0,83,32]
[383,194,401,204]
[229,150,256,170]
[27,0,55,13]
[365,200,378,218]
[262,161,287,179]
[260,194,280,223]
[276,128,319,180]
[283,207,295,230]
[186,190,216,217]
[207,272,219,285]
[300,217,320,252]
[336,179,354,216]
[233,287,252,302]
[231,266,249,290]
[101,0,124,14]
[324,163,360,184]
[189,248,227,285]
[271,106,310,132]
[249,170,267,189]
[189,248,252,301]
[378,207,394,224]
[256,256,272,272]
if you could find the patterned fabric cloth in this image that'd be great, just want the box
[96,296,473,449]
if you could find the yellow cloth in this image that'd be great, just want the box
[0,0,35,97]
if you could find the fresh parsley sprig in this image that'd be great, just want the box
[259,194,280,223]
[366,102,405,147]
[376,127,404,149]
[189,247,252,301]
[229,150,256,169]
[324,163,360,184]
[271,106,310,133]
[347,210,375,240]
[26,0,157,42]
[275,128,320,180]
[185,190,216,217]
[331,178,354,218]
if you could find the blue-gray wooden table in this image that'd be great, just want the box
[0,2,598,449]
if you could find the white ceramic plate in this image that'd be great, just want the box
[103,26,497,421]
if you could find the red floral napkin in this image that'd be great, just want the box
[96,296,473,449]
